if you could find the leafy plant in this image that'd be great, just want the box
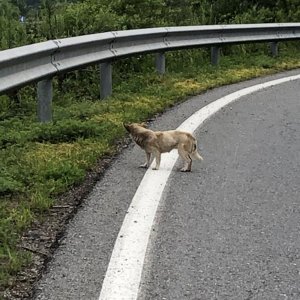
[0,175,23,196]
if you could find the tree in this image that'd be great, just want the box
[11,0,29,16]
[41,0,57,39]
[109,0,166,29]
[0,0,27,49]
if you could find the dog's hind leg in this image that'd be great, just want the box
[178,144,192,172]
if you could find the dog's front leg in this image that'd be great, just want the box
[152,150,161,170]
[140,152,151,168]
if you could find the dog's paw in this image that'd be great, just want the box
[139,164,148,168]
[180,168,191,172]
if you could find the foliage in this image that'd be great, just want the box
[1,0,299,49]
[60,0,120,36]
[0,0,27,49]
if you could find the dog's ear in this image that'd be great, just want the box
[140,122,147,128]
[123,123,130,132]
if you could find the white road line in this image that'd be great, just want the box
[99,74,300,300]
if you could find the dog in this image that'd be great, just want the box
[124,123,203,172]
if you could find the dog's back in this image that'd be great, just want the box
[124,123,203,171]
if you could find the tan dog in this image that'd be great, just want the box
[124,123,203,172]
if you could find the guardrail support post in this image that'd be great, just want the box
[37,78,53,123]
[270,42,278,57]
[211,46,220,65]
[100,62,112,99]
[155,52,165,75]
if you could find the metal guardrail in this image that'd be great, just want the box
[1,23,300,121]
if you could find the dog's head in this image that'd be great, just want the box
[123,122,147,133]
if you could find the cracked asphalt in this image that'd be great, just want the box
[33,69,300,300]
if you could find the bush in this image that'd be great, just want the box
[31,120,104,143]
[0,176,23,196]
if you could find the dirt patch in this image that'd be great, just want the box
[2,138,132,300]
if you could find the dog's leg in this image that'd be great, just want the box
[139,152,151,168]
[180,160,192,172]
[152,150,161,170]
[187,155,192,171]
[178,144,192,172]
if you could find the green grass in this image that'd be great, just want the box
[1,45,300,294]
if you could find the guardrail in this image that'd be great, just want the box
[1,23,300,122]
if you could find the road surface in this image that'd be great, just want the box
[33,69,300,300]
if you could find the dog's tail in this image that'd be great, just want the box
[190,140,203,161]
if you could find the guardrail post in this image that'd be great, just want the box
[100,62,112,99]
[211,46,220,65]
[270,42,278,57]
[155,52,165,75]
[37,78,53,123]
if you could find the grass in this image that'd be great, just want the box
[1,44,300,295]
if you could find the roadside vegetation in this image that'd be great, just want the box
[0,0,300,297]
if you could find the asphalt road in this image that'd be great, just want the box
[33,69,300,300]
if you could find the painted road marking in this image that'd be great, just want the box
[99,74,300,300]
